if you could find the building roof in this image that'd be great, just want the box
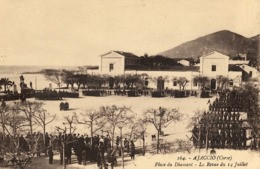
[229,65,243,71]
[128,65,200,72]
[113,51,139,58]
[229,60,249,65]
[201,51,229,59]
[100,50,139,58]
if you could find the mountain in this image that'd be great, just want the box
[158,30,259,66]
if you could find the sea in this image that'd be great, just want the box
[0,65,76,92]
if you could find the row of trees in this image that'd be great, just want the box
[45,70,234,92]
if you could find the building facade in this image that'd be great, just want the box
[99,51,243,90]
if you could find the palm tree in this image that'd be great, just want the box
[0,78,13,92]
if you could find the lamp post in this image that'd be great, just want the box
[156,107,165,153]
[118,123,124,169]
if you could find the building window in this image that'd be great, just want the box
[173,79,177,86]
[145,78,149,86]
[193,81,197,87]
[229,79,233,86]
[249,71,252,77]
[109,63,114,72]
[212,65,216,71]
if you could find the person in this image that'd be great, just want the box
[59,102,64,111]
[30,81,33,89]
[191,125,199,148]
[82,149,87,165]
[210,148,216,155]
[48,147,54,164]
[59,146,63,165]
[124,138,129,152]
[64,102,69,110]
[207,99,211,104]
[130,140,135,160]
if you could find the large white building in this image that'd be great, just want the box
[98,51,243,90]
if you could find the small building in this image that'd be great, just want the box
[229,60,249,65]
[200,51,242,89]
[178,59,190,66]
[99,50,140,75]
[239,64,258,79]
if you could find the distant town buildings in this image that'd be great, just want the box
[178,59,190,66]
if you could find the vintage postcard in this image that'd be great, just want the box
[0,0,259,169]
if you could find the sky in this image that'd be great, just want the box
[0,0,259,66]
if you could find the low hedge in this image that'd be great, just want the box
[59,91,79,98]
[82,90,103,96]
[151,90,166,97]
[34,91,62,100]
[127,90,141,97]
[0,94,20,101]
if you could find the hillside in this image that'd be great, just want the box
[158,30,259,66]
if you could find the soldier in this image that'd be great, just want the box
[116,136,120,155]
[223,112,228,121]
[130,140,135,160]
[82,148,87,165]
[232,129,237,149]
[59,146,63,165]
[226,129,231,149]
[220,129,226,148]
[242,128,247,149]
[45,133,50,155]
[48,146,54,164]
[191,125,199,148]
[59,102,64,111]
[124,138,129,152]
[85,135,90,145]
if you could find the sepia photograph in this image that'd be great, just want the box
[0,0,259,169]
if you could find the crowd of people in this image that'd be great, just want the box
[192,90,258,150]
[0,132,136,168]
[59,102,69,111]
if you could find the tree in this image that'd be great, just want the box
[100,105,134,148]
[13,101,44,149]
[80,74,90,89]
[74,109,106,146]
[63,114,77,134]
[55,126,77,169]
[124,74,143,89]
[0,101,8,139]
[216,75,230,90]
[193,75,210,91]
[143,107,182,153]
[61,71,75,89]
[0,78,13,92]
[44,71,63,90]
[113,75,125,88]
[90,75,108,89]
[33,107,56,154]
[240,82,260,137]
[176,77,189,90]
[132,118,147,155]
[4,106,27,153]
